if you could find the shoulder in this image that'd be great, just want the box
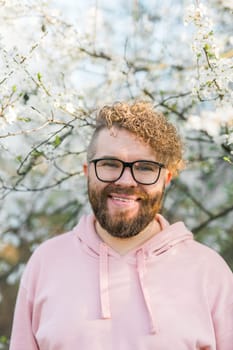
[21,230,78,284]
[33,230,76,257]
[185,239,233,278]
[188,238,228,261]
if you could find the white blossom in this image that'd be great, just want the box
[4,106,17,124]
[184,1,233,104]
[227,132,233,145]
[187,106,233,137]
[6,263,25,285]
[220,0,233,10]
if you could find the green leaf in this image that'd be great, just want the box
[204,43,211,51]
[16,155,22,162]
[37,72,42,81]
[17,116,31,122]
[0,335,8,344]
[53,135,61,147]
[12,85,17,92]
[31,150,44,158]
[223,156,233,165]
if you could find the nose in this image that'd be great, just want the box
[114,166,137,187]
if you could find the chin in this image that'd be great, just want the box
[109,209,138,220]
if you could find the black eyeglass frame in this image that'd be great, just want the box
[89,158,165,185]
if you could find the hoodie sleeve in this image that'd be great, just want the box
[9,246,42,350]
[209,257,233,350]
[9,284,39,350]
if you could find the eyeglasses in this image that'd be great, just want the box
[89,158,165,185]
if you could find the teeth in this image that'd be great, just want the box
[112,196,134,202]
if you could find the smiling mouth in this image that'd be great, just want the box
[110,195,141,202]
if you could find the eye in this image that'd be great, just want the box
[134,162,157,172]
[98,159,121,168]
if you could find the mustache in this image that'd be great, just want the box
[102,184,148,199]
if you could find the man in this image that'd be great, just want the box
[10,102,233,349]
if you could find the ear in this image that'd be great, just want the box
[165,171,172,186]
[83,163,88,177]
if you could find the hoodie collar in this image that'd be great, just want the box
[75,213,193,261]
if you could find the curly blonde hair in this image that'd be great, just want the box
[87,101,185,176]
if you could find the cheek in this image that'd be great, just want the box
[144,181,164,194]
[88,174,106,192]
[87,167,97,185]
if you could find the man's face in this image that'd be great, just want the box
[85,128,171,238]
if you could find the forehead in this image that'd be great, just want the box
[94,127,156,160]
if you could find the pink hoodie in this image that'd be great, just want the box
[10,214,233,350]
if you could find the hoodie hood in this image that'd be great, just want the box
[74,214,193,334]
[75,213,193,261]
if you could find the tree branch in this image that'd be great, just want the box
[192,204,233,233]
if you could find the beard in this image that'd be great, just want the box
[88,181,165,238]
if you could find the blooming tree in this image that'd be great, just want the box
[0,0,232,343]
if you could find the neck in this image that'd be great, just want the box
[95,218,162,255]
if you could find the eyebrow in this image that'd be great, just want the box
[97,155,119,160]
[93,156,159,163]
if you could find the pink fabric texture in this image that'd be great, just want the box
[10,214,233,350]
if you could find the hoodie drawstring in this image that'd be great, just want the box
[99,243,111,319]
[99,243,156,333]
[136,249,157,334]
